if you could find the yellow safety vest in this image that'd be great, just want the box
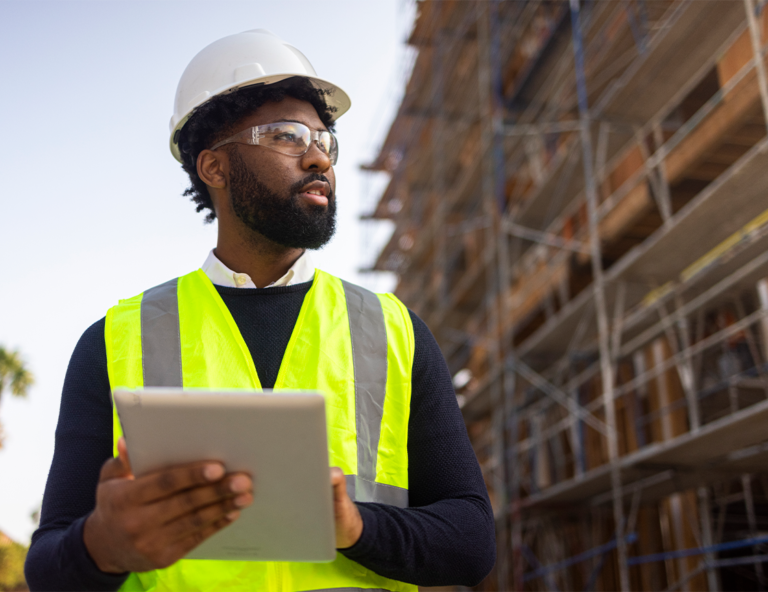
[105,268,418,592]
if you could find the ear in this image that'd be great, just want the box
[197,149,228,190]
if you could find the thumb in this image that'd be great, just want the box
[99,437,134,482]
[330,467,347,502]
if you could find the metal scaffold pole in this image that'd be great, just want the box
[478,2,510,588]
[431,4,448,311]
[570,1,630,590]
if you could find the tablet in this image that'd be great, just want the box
[113,388,336,562]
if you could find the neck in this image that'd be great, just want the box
[215,228,304,288]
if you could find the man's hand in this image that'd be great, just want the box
[83,438,253,574]
[331,467,363,549]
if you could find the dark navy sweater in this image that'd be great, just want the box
[25,282,495,590]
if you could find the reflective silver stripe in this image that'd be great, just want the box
[342,281,391,503]
[140,278,182,387]
[344,474,408,508]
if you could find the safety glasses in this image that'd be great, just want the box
[210,121,338,165]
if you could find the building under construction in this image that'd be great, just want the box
[362,0,768,590]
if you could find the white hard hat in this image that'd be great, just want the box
[169,29,351,162]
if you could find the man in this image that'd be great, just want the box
[25,30,495,591]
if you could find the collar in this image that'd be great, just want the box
[201,249,316,289]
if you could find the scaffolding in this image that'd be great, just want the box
[362,0,768,590]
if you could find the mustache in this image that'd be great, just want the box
[289,173,334,201]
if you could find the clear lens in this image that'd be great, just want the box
[260,123,338,165]
[261,122,311,154]
[212,121,338,165]
[316,131,339,165]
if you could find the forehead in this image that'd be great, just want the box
[238,96,326,131]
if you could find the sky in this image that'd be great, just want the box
[0,0,414,544]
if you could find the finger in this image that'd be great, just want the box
[99,444,134,482]
[117,438,134,476]
[162,498,242,544]
[148,475,254,525]
[131,462,229,504]
[160,514,237,566]
[99,457,126,482]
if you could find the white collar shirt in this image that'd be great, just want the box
[201,249,316,289]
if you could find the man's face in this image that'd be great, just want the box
[224,96,337,250]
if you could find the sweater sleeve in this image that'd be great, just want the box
[339,310,496,587]
[25,318,129,592]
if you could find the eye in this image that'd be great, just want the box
[274,132,298,142]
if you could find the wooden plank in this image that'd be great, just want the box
[665,76,762,184]
[602,144,645,199]
[646,338,689,444]
[584,382,609,471]
[664,490,709,591]
[716,5,768,97]
[599,184,654,245]
[659,496,680,587]
[635,504,669,591]
[505,260,569,332]
[717,22,755,94]
[617,361,641,456]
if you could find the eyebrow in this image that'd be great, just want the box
[279,119,329,132]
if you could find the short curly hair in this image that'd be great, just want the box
[177,77,337,222]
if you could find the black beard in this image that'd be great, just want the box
[228,150,336,250]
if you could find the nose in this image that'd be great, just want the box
[301,140,332,173]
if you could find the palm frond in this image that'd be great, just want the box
[0,346,34,401]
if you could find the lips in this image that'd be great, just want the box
[298,180,330,206]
